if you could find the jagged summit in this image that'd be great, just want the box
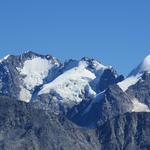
[0,50,150,130]
[129,54,150,76]
[0,50,122,106]
[22,50,58,61]
[118,55,150,92]
[81,57,109,69]
[140,55,150,72]
[0,51,38,61]
[1,51,60,64]
[0,54,13,63]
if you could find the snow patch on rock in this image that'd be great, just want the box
[132,98,150,112]
[117,74,141,92]
[19,86,32,102]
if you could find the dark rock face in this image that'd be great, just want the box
[97,112,150,150]
[1,96,150,150]
[0,55,22,98]
[127,72,150,108]
[0,96,100,150]
[0,51,61,101]
[98,68,124,92]
[69,85,133,128]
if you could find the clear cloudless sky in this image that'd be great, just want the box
[0,0,150,75]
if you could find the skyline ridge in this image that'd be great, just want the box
[0,50,150,77]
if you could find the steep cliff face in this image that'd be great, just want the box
[1,96,150,150]
[97,112,150,150]
[68,84,133,128]
[0,51,61,102]
[0,96,100,150]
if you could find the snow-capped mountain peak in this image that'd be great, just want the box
[118,55,150,92]
[0,51,62,102]
[16,53,61,102]
[38,57,114,104]
[80,57,108,70]
[138,54,150,73]
[38,60,97,103]
[129,55,150,76]
[0,54,12,63]
[18,57,60,90]
[0,51,122,107]
[22,51,42,58]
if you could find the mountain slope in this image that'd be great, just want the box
[38,57,113,103]
[1,52,150,149]
[118,55,150,92]
[1,51,150,128]
[0,51,124,119]
[117,55,150,111]
[1,96,150,150]
[97,112,150,150]
[0,96,100,150]
[0,51,61,102]
[67,55,150,127]
[68,84,133,128]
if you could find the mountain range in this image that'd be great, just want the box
[0,51,150,150]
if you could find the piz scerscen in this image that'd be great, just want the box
[0,51,150,150]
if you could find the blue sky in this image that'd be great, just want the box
[0,0,150,75]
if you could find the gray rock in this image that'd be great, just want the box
[0,96,100,150]
[127,72,150,108]
[69,85,133,127]
[97,112,150,150]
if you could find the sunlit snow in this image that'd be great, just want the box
[0,54,11,63]
[117,75,141,92]
[132,98,150,112]
[18,57,59,90]
[19,86,32,102]
[117,55,150,92]
[38,60,107,103]
[17,57,60,102]
[138,55,150,73]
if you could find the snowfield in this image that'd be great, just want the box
[117,74,141,92]
[19,57,60,90]
[38,60,107,103]
[17,57,60,102]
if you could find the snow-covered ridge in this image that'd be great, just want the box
[0,52,111,103]
[118,55,150,92]
[138,55,150,73]
[38,59,108,103]
[117,74,141,92]
[0,54,11,63]
[129,55,150,76]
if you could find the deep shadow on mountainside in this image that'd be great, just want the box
[0,96,150,150]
